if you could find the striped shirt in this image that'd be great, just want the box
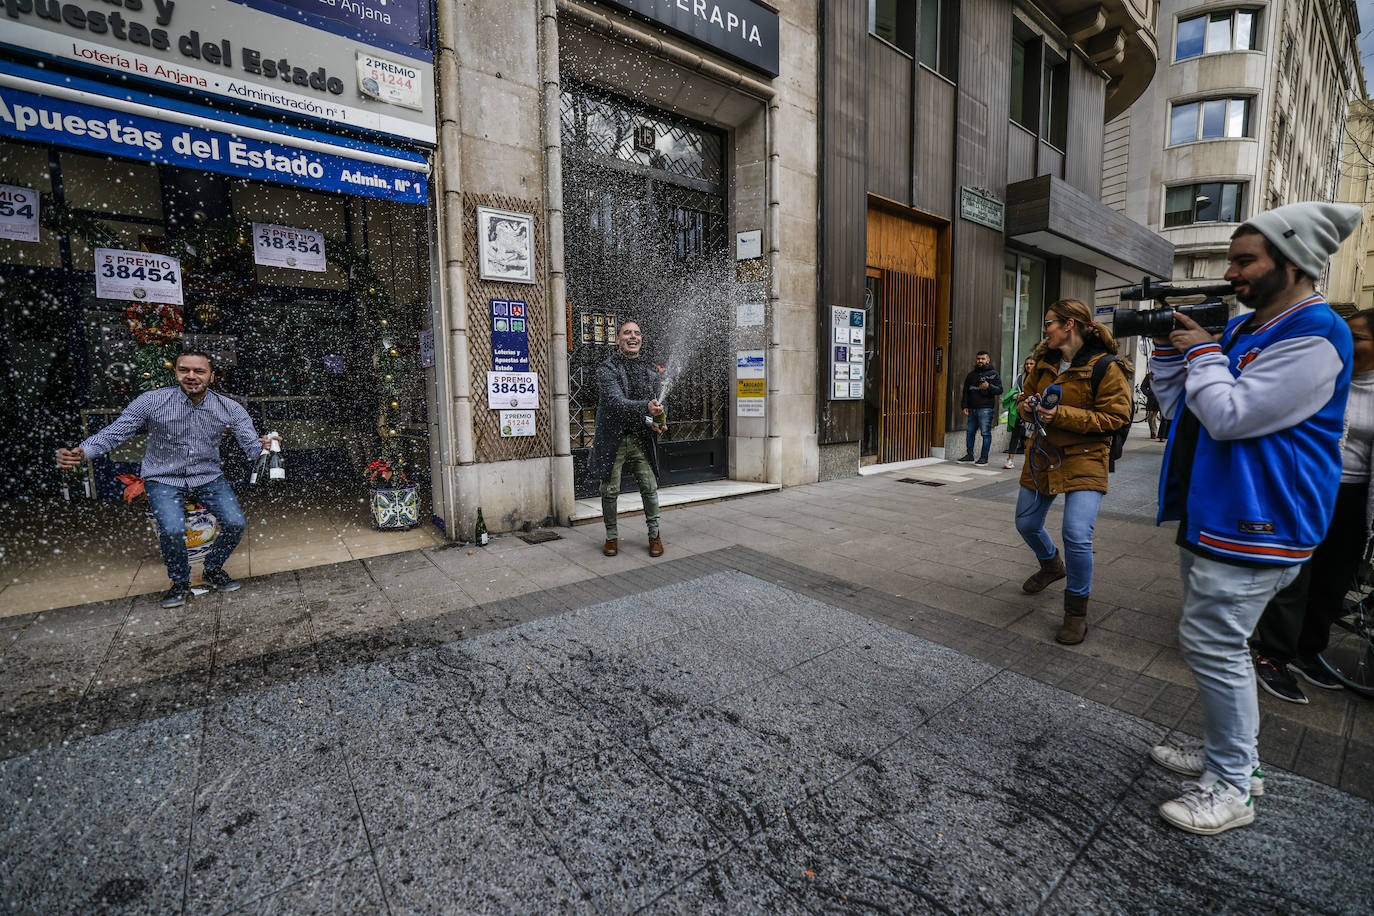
[79,387,262,487]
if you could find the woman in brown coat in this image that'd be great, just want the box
[1014,298,1133,644]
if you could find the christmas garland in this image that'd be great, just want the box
[123,303,184,344]
[165,219,412,482]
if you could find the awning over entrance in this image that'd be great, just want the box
[0,62,429,204]
[1005,175,1172,285]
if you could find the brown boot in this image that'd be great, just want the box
[1022,551,1066,594]
[648,535,664,557]
[1056,592,1089,645]
[602,538,618,557]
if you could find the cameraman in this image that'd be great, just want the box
[1146,201,1360,836]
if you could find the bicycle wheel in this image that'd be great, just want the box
[1319,580,1374,698]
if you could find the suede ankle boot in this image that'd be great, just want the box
[1022,551,1066,594]
[1057,592,1089,645]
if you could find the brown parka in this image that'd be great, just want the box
[1016,342,1133,495]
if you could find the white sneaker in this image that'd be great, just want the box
[1003,459,1016,469]
[1159,775,1254,835]
[1149,739,1264,796]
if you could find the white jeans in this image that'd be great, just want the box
[1177,549,1299,792]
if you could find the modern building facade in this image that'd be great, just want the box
[817,0,1172,472]
[1100,0,1363,312]
[1328,98,1374,314]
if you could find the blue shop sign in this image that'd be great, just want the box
[0,79,427,204]
[246,0,432,50]
[491,298,531,372]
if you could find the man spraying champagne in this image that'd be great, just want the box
[589,320,666,558]
[55,350,280,608]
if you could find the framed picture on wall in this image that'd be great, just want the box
[477,206,535,284]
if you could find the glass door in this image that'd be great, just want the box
[1001,251,1045,404]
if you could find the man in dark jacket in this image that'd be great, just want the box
[589,320,665,557]
[959,350,1003,465]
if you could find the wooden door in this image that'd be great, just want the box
[877,270,937,461]
[866,204,941,462]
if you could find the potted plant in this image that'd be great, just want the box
[366,459,419,530]
[116,474,220,564]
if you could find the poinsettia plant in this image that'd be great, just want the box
[366,458,409,489]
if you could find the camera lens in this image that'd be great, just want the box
[1113,307,1174,339]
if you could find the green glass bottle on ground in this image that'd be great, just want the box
[475,507,490,546]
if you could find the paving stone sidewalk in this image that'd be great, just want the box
[1,440,1371,912]
[3,566,1371,914]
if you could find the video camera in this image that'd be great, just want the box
[1113,278,1233,339]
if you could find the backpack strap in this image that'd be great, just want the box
[1089,354,1121,398]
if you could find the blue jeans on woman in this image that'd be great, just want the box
[965,407,995,460]
[145,476,247,585]
[1014,487,1103,596]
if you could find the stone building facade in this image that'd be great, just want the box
[1099,0,1364,300]
[1328,99,1374,314]
[430,1,820,535]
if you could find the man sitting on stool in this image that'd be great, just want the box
[55,350,279,608]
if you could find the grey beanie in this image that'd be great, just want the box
[1241,201,1362,280]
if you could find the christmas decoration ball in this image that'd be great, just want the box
[368,287,377,296]
[141,371,152,379]
[390,401,400,409]
[388,428,398,437]
[388,348,399,357]
[379,318,389,327]
[384,374,393,382]
[161,360,174,370]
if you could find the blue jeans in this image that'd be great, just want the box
[965,407,994,460]
[1177,549,1298,794]
[145,477,247,584]
[1014,487,1103,597]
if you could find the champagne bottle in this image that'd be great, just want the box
[267,433,285,481]
[58,460,90,502]
[475,507,490,546]
[249,440,271,485]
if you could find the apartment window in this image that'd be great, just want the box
[1176,9,1258,60]
[919,0,958,78]
[1040,55,1068,149]
[1164,182,1244,227]
[1168,98,1251,144]
[870,0,915,55]
[1010,35,1039,131]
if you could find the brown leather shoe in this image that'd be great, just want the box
[1056,592,1089,645]
[602,538,618,557]
[648,535,664,557]
[1022,551,1067,594]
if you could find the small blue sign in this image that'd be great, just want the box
[0,82,427,204]
[491,298,530,372]
[834,345,849,362]
[849,310,865,327]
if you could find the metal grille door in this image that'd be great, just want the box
[560,83,730,497]
[877,270,938,461]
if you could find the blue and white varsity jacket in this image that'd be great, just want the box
[1151,294,1352,565]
